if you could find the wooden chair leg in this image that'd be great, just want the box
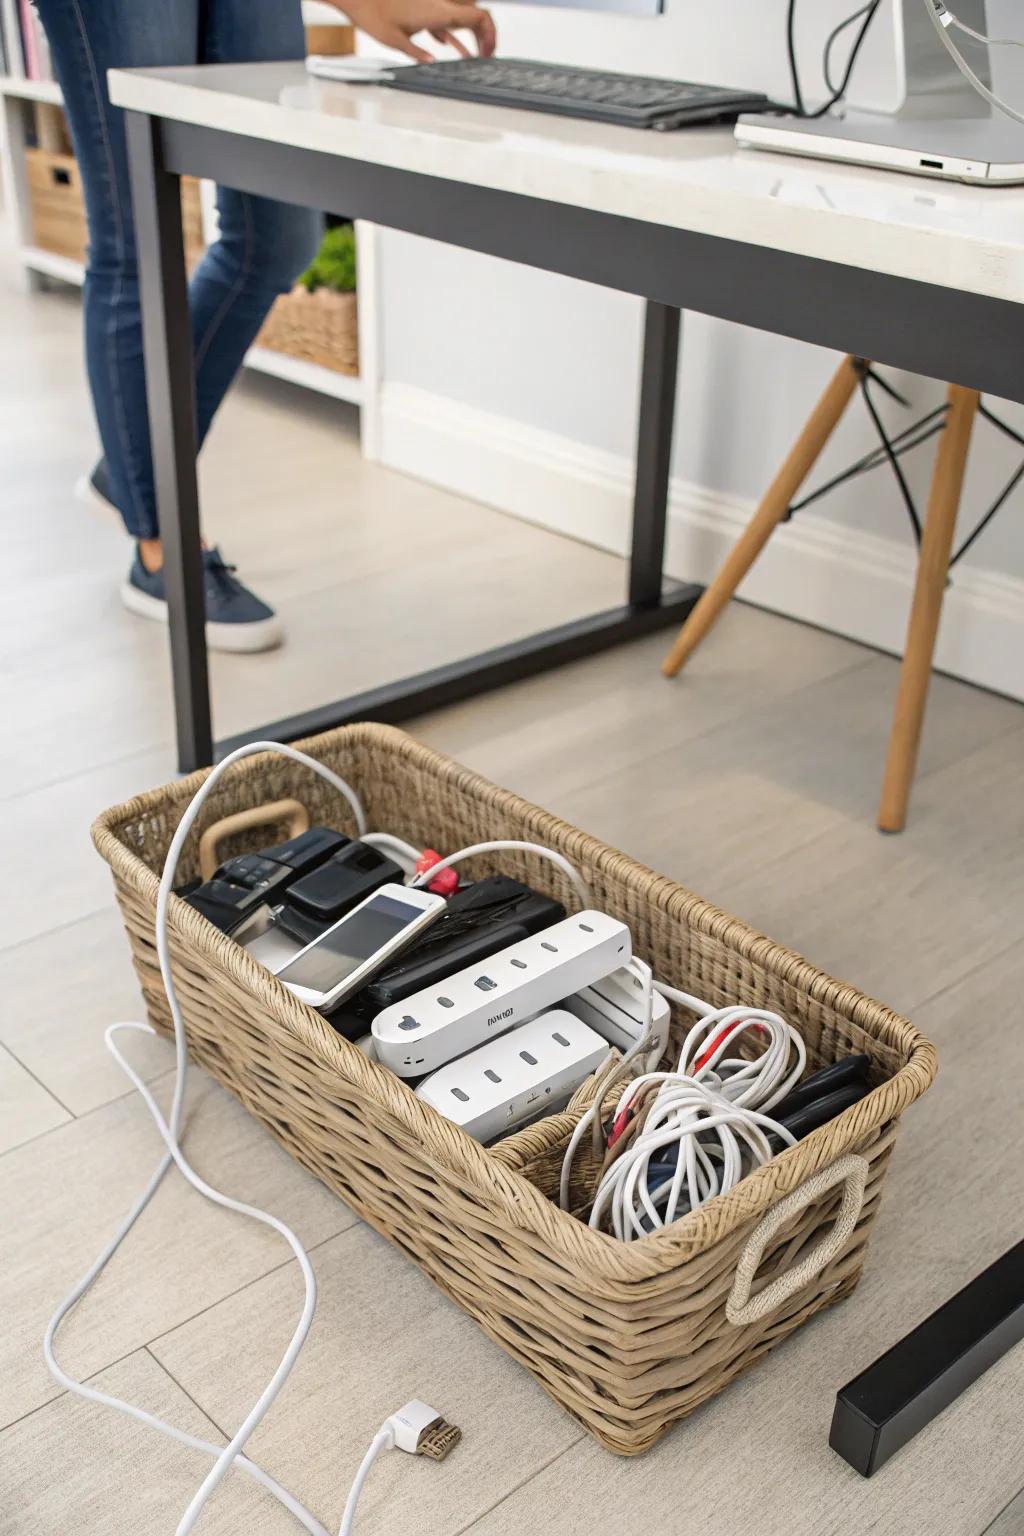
[662,354,862,678]
[877,384,979,833]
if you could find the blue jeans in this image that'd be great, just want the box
[34,0,323,539]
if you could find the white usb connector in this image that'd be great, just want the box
[386,1400,461,1458]
[339,1405,461,1536]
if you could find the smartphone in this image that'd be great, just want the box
[275,883,446,1009]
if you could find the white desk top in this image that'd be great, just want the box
[109,61,1024,306]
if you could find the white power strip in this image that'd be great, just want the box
[415,1010,610,1142]
[372,910,631,1076]
[564,965,671,1073]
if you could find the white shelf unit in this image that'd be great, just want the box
[21,241,83,284]
[0,74,62,104]
[244,344,363,405]
[0,62,379,446]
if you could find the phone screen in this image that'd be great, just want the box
[276,893,425,994]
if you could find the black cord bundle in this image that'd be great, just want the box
[787,0,882,118]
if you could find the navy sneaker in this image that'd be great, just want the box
[121,545,284,653]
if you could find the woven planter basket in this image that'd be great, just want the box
[256,285,358,375]
[92,725,936,1455]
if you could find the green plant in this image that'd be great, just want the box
[298,223,357,294]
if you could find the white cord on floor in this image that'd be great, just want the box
[338,1428,393,1536]
[42,742,395,1536]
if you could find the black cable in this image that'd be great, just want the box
[786,0,882,120]
[787,0,805,116]
[788,410,947,516]
[862,364,910,409]
[782,375,1024,563]
[951,457,1024,567]
[858,371,923,543]
[979,401,1024,450]
[823,1,876,95]
[807,0,883,118]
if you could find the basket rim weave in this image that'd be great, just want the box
[91,723,937,1284]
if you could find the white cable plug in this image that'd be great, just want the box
[338,1404,461,1536]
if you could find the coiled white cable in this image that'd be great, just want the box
[560,973,806,1235]
[42,742,403,1536]
[584,999,805,1240]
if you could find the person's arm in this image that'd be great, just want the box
[335,0,496,61]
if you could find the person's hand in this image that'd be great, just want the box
[340,0,496,62]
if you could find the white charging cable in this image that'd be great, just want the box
[923,0,1024,127]
[408,838,592,909]
[44,742,455,1536]
[574,991,805,1240]
[361,831,423,871]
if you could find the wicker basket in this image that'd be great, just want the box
[255,285,359,375]
[26,148,87,263]
[26,148,204,269]
[92,725,936,1455]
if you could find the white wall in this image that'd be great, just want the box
[372,0,1024,699]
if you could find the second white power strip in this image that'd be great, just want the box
[564,965,671,1073]
[372,910,631,1075]
[415,1010,610,1143]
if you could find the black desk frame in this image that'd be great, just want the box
[124,109,1024,775]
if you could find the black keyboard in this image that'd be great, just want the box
[386,58,770,131]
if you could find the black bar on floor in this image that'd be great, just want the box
[629,303,680,608]
[215,584,701,759]
[830,1240,1024,1478]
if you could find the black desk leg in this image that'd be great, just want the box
[830,1240,1024,1477]
[629,302,680,607]
[125,111,213,774]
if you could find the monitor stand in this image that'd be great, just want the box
[735,0,1024,185]
[893,0,991,118]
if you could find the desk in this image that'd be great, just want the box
[107,61,1024,775]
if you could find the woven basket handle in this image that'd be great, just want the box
[198,799,310,881]
[725,1153,869,1326]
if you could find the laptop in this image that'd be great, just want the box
[735,109,1024,186]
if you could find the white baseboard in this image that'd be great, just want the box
[379,383,1024,703]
